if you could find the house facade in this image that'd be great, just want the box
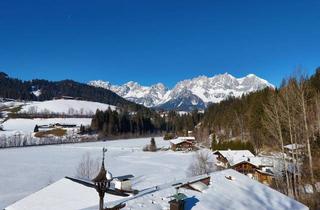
[170,137,196,151]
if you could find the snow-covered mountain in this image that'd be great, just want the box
[88,73,274,111]
[88,81,168,107]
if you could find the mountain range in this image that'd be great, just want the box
[89,73,274,111]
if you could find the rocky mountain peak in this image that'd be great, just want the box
[88,73,273,110]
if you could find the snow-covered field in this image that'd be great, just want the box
[0,137,176,209]
[1,118,92,134]
[0,137,308,210]
[0,99,114,138]
[19,99,116,115]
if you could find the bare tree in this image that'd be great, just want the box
[281,80,299,198]
[263,92,292,196]
[76,153,100,179]
[293,76,315,184]
[187,150,216,177]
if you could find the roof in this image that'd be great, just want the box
[4,178,123,210]
[231,158,261,168]
[170,136,195,145]
[230,156,274,168]
[188,181,209,192]
[284,144,305,150]
[256,169,274,176]
[213,150,255,164]
[178,136,195,141]
[114,175,134,181]
[5,169,309,210]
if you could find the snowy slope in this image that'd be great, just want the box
[19,99,116,115]
[2,118,92,134]
[89,73,274,110]
[1,138,307,210]
[5,170,308,210]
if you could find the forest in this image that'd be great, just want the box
[91,108,203,138]
[199,68,320,208]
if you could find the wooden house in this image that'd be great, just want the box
[170,137,196,151]
[231,160,259,175]
[213,150,255,168]
[255,169,274,185]
[213,150,274,185]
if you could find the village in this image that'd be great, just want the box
[2,134,316,210]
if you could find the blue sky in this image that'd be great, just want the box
[0,0,320,87]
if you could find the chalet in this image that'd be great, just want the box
[170,136,196,151]
[213,150,274,185]
[231,158,260,175]
[213,150,255,168]
[255,168,274,185]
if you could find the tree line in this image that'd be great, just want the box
[0,72,143,111]
[90,108,203,138]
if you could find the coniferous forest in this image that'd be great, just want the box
[0,72,141,110]
[91,108,203,138]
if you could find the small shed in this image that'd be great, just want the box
[113,175,134,192]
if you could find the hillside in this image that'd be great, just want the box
[0,72,142,111]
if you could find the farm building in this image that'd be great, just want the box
[169,137,196,151]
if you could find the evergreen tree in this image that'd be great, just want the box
[34,125,39,132]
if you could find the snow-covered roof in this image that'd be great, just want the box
[230,156,274,168]
[214,150,255,164]
[180,136,195,141]
[284,144,305,150]
[5,169,308,210]
[169,136,195,145]
[230,156,262,168]
[4,178,123,210]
